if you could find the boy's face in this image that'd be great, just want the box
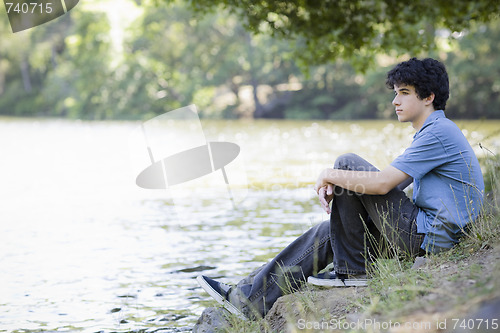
[392,84,434,129]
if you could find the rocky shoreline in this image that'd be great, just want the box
[193,246,500,333]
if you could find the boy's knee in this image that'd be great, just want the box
[334,153,378,172]
[334,153,362,169]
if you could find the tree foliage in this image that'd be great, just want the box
[120,2,302,118]
[173,0,500,70]
[1,0,499,119]
[445,20,500,119]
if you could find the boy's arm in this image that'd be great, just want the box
[397,176,413,191]
[315,165,410,196]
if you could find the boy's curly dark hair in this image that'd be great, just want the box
[386,58,449,110]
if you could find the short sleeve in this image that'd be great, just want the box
[391,132,448,179]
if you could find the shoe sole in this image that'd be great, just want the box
[307,275,368,287]
[196,275,247,320]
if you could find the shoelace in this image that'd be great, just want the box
[218,282,233,301]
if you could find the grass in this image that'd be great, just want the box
[204,155,500,333]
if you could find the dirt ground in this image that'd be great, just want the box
[264,245,500,333]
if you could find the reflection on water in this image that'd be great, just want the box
[0,118,498,332]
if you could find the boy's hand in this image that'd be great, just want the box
[318,184,333,214]
[314,168,333,193]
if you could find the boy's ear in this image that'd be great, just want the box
[425,93,435,106]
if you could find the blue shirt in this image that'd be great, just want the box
[391,111,484,253]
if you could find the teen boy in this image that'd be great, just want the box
[197,58,485,320]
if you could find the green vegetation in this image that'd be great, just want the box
[1,1,500,120]
[174,0,500,71]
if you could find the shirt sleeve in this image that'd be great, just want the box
[391,132,448,179]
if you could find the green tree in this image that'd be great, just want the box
[444,19,500,119]
[2,0,499,120]
[41,10,114,119]
[0,13,72,116]
[0,7,114,119]
[124,2,301,118]
[165,0,500,71]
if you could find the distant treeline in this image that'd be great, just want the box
[0,2,499,120]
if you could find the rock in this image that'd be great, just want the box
[265,287,365,332]
[471,297,500,323]
[412,256,430,270]
[192,307,230,333]
[448,297,500,332]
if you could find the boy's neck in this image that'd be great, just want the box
[412,108,436,131]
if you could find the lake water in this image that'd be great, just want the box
[1,117,499,333]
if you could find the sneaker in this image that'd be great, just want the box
[196,275,247,320]
[307,271,368,287]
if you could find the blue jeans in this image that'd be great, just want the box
[231,153,425,318]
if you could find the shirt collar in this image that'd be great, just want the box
[414,110,445,137]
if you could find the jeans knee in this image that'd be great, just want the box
[334,153,362,170]
[334,153,378,172]
[316,220,330,236]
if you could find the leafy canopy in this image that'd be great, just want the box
[161,0,500,70]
